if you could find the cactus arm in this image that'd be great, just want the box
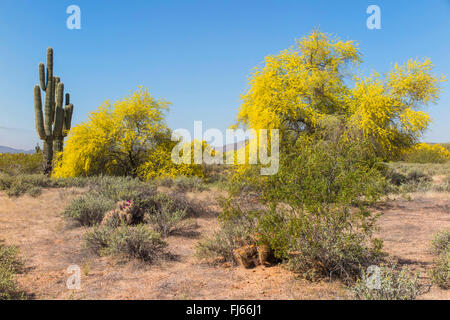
[56,82,64,110]
[65,93,70,106]
[51,76,59,123]
[46,48,53,80]
[39,63,46,91]
[43,77,53,137]
[63,103,74,136]
[53,82,65,138]
[34,85,46,140]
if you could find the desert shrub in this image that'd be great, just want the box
[63,175,197,228]
[257,136,385,281]
[401,143,450,164]
[384,167,407,186]
[210,132,386,281]
[144,192,200,237]
[54,176,91,188]
[90,176,151,199]
[172,176,207,192]
[145,193,188,237]
[0,174,53,197]
[431,230,450,255]
[0,240,25,300]
[63,194,115,226]
[431,179,450,192]
[383,162,450,193]
[96,177,199,218]
[203,164,230,185]
[92,176,157,215]
[153,176,174,188]
[429,230,450,289]
[391,169,434,193]
[197,200,259,263]
[430,250,449,289]
[256,206,384,281]
[197,221,257,264]
[406,170,431,183]
[85,225,167,262]
[352,265,424,300]
[156,191,198,216]
[387,162,450,178]
[0,153,43,175]
[107,225,167,261]
[0,173,92,197]
[83,226,111,254]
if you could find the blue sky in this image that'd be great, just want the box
[0,0,449,149]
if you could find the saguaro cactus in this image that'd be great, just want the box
[34,48,74,174]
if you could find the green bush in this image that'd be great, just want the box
[431,230,450,255]
[430,250,449,289]
[85,225,167,262]
[197,221,256,264]
[257,207,384,281]
[172,176,207,192]
[63,195,115,226]
[92,176,158,216]
[0,153,43,175]
[255,135,385,281]
[146,193,188,237]
[83,226,111,254]
[406,170,431,183]
[0,173,52,197]
[153,176,174,188]
[352,265,424,300]
[205,133,387,281]
[430,230,450,289]
[384,167,407,186]
[0,173,90,197]
[197,200,259,263]
[0,240,25,300]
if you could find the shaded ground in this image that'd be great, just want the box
[0,188,448,300]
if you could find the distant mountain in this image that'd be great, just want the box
[215,140,248,153]
[0,146,34,154]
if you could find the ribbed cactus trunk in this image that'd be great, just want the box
[34,48,74,175]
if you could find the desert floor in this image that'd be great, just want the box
[0,187,449,300]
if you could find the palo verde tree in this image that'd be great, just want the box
[53,87,207,180]
[237,30,446,159]
[34,48,74,174]
[53,87,171,178]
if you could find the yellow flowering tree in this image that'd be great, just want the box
[137,139,210,180]
[54,88,177,178]
[237,30,446,159]
[401,143,450,163]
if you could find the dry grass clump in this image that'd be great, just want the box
[385,162,450,193]
[84,224,167,262]
[352,264,425,300]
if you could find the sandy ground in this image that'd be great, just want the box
[0,188,448,300]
